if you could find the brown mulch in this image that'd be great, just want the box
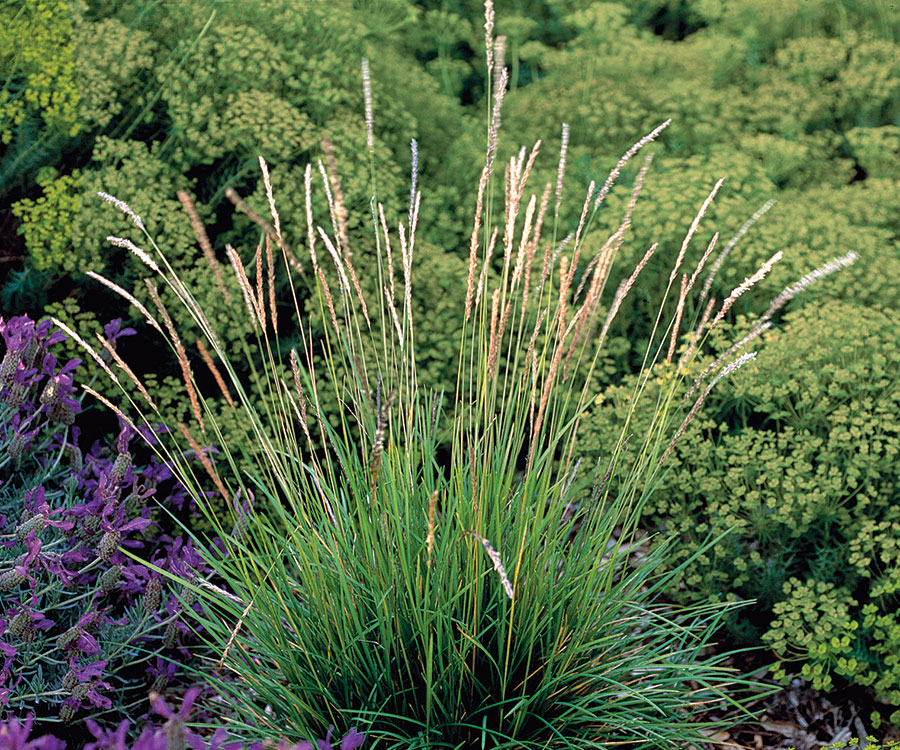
[693,651,900,750]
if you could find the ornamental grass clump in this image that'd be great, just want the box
[0,314,219,734]
[76,10,796,747]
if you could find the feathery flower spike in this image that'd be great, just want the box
[97,191,145,231]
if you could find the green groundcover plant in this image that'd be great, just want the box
[61,8,829,748]
[579,298,900,728]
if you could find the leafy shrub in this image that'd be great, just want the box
[0,0,81,187]
[11,167,82,273]
[580,299,900,722]
[846,126,900,179]
[70,13,157,132]
[0,1,80,141]
[493,0,900,377]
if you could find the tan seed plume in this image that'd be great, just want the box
[487,288,501,380]
[511,193,537,291]
[521,183,551,318]
[317,227,352,299]
[476,229,498,313]
[177,422,229,500]
[757,251,858,325]
[596,243,657,351]
[466,530,514,600]
[265,235,277,331]
[466,165,490,321]
[513,140,541,209]
[289,349,313,448]
[85,271,163,335]
[368,390,396,497]
[107,236,159,273]
[257,157,283,243]
[254,238,265,330]
[224,187,295,264]
[398,219,413,328]
[666,273,688,365]
[684,251,859,400]
[607,151,654,252]
[483,0,495,74]
[226,244,263,331]
[316,266,341,336]
[537,233,572,295]
[81,385,139,435]
[493,35,505,84]
[177,190,231,304]
[384,285,404,348]
[668,179,723,287]
[679,294,717,370]
[686,231,719,298]
[556,255,570,337]
[683,321,772,403]
[426,491,438,569]
[51,318,121,388]
[710,251,783,330]
[361,58,374,155]
[256,161,286,325]
[320,138,350,254]
[555,123,570,218]
[96,334,157,410]
[145,282,205,433]
[196,340,235,408]
[700,199,776,307]
[320,139,369,326]
[379,202,396,307]
[592,120,671,213]
[486,66,509,176]
[97,191,145,231]
[318,160,340,242]
[572,180,596,257]
[661,351,757,466]
[304,163,319,274]
[565,151,653,369]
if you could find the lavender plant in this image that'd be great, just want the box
[0,689,365,750]
[0,314,215,735]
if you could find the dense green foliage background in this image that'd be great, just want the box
[2,0,898,727]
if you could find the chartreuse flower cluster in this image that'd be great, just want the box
[580,298,900,727]
[812,738,900,750]
[0,0,81,145]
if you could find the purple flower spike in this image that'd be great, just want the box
[84,719,130,750]
[103,319,137,345]
[150,685,202,722]
[206,729,243,750]
[340,728,365,750]
[129,728,165,750]
[288,725,366,750]
[0,714,66,750]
